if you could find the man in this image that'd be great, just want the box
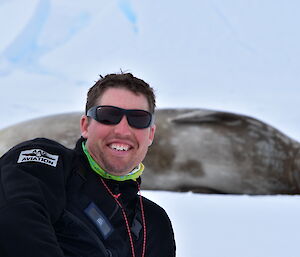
[0,73,176,257]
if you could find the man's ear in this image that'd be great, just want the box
[80,115,89,139]
[148,124,156,146]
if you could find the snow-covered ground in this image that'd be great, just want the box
[1,1,300,256]
[143,191,300,257]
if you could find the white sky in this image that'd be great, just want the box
[0,1,300,256]
[0,0,299,141]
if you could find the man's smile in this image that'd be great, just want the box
[109,143,131,152]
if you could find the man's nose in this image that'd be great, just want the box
[113,115,132,135]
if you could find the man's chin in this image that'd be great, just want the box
[103,163,134,176]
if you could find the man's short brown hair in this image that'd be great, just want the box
[85,73,156,114]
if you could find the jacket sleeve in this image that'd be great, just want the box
[143,197,176,257]
[0,138,74,257]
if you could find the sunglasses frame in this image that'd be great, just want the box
[87,105,154,129]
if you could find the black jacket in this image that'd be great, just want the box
[0,138,176,257]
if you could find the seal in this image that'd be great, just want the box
[143,109,300,194]
[1,109,299,194]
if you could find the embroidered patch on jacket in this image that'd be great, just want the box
[17,149,59,167]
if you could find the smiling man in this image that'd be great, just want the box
[0,73,176,257]
[81,87,155,176]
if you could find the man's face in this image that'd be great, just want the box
[81,87,156,176]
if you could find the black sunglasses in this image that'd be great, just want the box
[87,105,154,129]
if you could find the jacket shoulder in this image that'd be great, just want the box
[142,196,172,224]
[142,196,176,256]
[0,138,77,219]
[1,137,74,162]
[6,137,72,152]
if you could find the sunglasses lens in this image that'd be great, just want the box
[92,106,152,129]
[127,110,152,129]
[96,106,122,125]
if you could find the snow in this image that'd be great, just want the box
[1,1,300,256]
[143,191,300,257]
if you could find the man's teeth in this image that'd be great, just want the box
[110,144,130,151]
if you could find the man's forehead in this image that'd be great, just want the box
[96,87,150,110]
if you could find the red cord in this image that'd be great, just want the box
[100,178,146,257]
[137,183,147,257]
